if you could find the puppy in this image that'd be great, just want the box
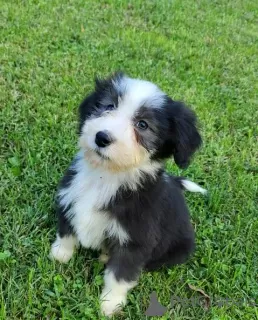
[50,72,206,316]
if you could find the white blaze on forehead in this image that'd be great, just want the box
[113,76,165,118]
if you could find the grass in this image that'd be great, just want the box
[1,0,258,319]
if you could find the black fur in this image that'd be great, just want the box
[103,171,195,280]
[151,98,202,168]
[56,165,76,237]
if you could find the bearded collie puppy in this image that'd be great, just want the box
[49,72,206,316]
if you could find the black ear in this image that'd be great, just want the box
[166,99,202,168]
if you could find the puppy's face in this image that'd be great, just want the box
[79,73,201,171]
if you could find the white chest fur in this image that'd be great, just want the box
[58,152,130,249]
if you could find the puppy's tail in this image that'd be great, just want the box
[175,177,207,195]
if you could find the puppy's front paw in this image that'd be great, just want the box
[49,235,76,263]
[49,243,73,263]
[100,291,126,317]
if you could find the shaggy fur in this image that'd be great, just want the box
[49,72,205,316]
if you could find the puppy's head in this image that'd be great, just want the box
[79,72,201,171]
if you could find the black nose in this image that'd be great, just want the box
[95,131,113,148]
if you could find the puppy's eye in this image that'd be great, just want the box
[105,104,115,111]
[136,120,148,130]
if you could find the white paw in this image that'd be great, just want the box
[49,243,73,263]
[100,292,126,317]
[49,235,76,263]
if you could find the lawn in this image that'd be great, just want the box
[1,0,258,319]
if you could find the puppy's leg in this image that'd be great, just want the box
[100,269,137,317]
[49,208,78,263]
[100,246,145,317]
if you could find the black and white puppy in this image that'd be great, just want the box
[50,72,206,317]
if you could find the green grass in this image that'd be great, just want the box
[1,0,258,319]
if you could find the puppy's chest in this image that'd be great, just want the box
[59,163,129,249]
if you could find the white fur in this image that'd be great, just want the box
[100,270,137,317]
[181,179,207,195]
[49,234,78,263]
[80,113,138,161]
[113,77,165,116]
[57,151,160,250]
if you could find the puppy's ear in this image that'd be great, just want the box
[165,98,202,168]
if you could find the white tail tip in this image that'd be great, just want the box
[181,180,207,195]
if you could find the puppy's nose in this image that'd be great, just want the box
[95,131,113,148]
